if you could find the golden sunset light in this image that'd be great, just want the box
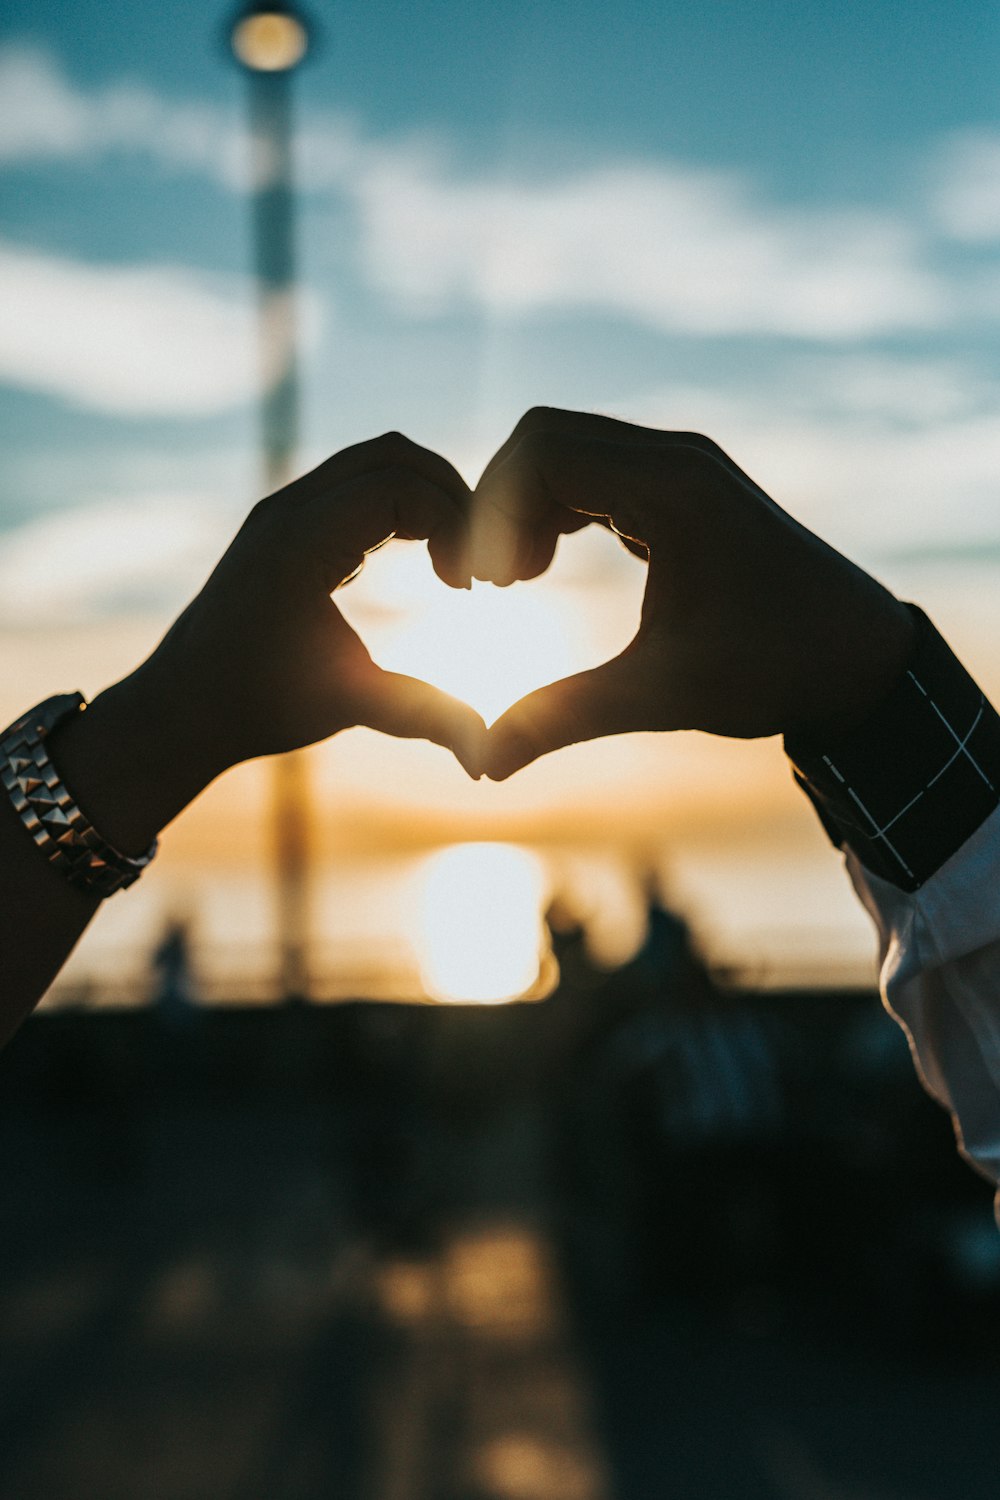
[381,577,575,726]
[341,541,611,726]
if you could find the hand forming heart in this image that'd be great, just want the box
[0,411,923,1031]
[96,411,916,850]
[467,408,916,779]
[92,434,489,849]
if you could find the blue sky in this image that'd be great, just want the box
[2,0,1000,621]
[8,0,1000,989]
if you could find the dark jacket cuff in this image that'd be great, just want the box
[785,606,1000,891]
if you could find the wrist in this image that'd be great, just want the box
[786,605,1000,890]
[783,581,918,740]
[48,666,223,856]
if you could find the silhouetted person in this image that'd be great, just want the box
[150,916,198,1017]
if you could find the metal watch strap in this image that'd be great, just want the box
[0,693,157,898]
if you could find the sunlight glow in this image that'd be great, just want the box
[416,844,546,1003]
[388,579,572,724]
[343,547,592,725]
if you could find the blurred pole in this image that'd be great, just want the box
[231,6,312,1001]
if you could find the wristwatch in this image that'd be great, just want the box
[0,693,157,898]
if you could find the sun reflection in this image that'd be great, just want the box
[416,843,547,1003]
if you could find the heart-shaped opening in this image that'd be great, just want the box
[338,528,646,727]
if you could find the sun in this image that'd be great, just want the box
[336,542,600,725]
[414,843,547,1003]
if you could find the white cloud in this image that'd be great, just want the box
[19,43,1000,349]
[0,43,956,344]
[352,153,949,340]
[0,46,252,189]
[0,495,230,625]
[929,130,1000,243]
[0,239,323,416]
[0,45,92,159]
[0,44,364,192]
[778,352,996,425]
[614,362,1000,564]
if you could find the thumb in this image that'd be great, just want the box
[357,667,488,780]
[483,650,651,781]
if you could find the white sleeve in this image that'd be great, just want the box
[786,605,1000,1209]
[845,803,1000,1213]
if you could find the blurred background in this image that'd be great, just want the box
[3,2,1000,1497]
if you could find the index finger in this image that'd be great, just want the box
[472,408,694,583]
[281,432,474,588]
[476,407,658,488]
[479,408,771,503]
[284,467,468,593]
[471,426,641,584]
[279,430,472,513]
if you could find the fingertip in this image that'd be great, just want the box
[451,713,488,780]
[513,541,558,584]
[468,506,519,587]
[428,532,473,592]
[431,556,465,591]
[483,728,537,781]
[360,669,488,775]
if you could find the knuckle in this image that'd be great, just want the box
[345,431,416,470]
[517,404,561,434]
[246,493,277,527]
[375,429,414,459]
[673,431,723,463]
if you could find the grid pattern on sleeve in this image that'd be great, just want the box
[785,607,1000,892]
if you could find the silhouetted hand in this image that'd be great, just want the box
[149,432,484,772]
[0,433,490,1030]
[56,434,487,855]
[471,408,915,779]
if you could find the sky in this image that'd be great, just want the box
[3,0,1000,992]
[4,3,1000,568]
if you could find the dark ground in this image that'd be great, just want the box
[2,965,1000,1500]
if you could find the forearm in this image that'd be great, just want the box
[47,666,220,855]
[0,782,101,1045]
[0,669,217,1039]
